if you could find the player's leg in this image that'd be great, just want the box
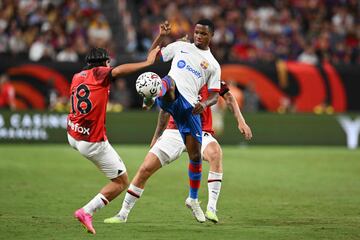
[74,173,128,234]
[143,76,176,109]
[185,134,202,200]
[106,152,162,223]
[159,75,175,99]
[132,152,162,188]
[80,141,129,212]
[99,173,129,201]
[169,98,206,223]
[73,140,127,234]
[202,135,223,223]
[104,130,185,223]
[184,134,206,223]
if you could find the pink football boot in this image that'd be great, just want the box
[74,208,96,234]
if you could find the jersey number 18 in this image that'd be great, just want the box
[70,84,92,115]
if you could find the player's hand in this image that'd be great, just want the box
[147,46,160,64]
[177,34,189,42]
[159,21,171,36]
[239,123,252,140]
[192,102,206,114]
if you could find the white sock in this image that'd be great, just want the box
[118,184,144,219]
[207,171,223,213]
[83,193,109,215]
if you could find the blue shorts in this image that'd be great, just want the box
[156,80,202,144]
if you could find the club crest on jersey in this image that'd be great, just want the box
[200,61,209,70]
[80,71,87,77]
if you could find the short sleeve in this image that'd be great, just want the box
[160,41,182,62]
[207,64,221,93]
[93,67,113,86]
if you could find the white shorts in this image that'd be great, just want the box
[149,129,218,166]
[67,134,126,179]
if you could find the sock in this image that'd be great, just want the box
[83,193,109,215]
[158,77,172,97]
[188,160,202,200]
[207,171,223,212]
[118,184,144,219]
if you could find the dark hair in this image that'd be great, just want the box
[85,47,109,63]
[196,19,215,33]
[84,47,110,69]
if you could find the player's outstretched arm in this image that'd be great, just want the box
[192,91,218,114]
[223,91,252,140]
[148,21,171,62]
[111,46,160,78]
[149,21,171,52]
[150,109,170,147]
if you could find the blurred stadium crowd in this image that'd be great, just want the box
[0,0,358,64]
[0,0,112,62]
[127,0,359,64]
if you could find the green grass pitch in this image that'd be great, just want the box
[0,145,359,240]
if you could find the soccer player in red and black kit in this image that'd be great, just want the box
[104,80,252,224]
[67,46,159,234]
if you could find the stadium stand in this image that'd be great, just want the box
[0,0,358,64]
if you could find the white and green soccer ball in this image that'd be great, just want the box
[135,72,162,98]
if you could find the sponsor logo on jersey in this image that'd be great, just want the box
[200,61,209,70]
[186,65,202,78]
[177,60,202,78]
[177,60,186,68]
[180,50,189,54]
[68,119,90,135]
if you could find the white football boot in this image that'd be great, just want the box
[185,198,206,223]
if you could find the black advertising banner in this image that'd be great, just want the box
[0,58,359,111]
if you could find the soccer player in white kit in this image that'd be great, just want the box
[105,19,221,223]
[104,80,252,224]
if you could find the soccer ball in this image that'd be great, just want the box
[135,72,162,98]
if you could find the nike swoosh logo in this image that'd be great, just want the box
[180,50,189,54]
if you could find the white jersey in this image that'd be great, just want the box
[160,41,221,106]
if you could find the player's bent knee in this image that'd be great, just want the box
[204,144,222,163]
[138,164,155,180]
[211,148,222,162]
[188,150,202,162]
[111,173,129,187]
